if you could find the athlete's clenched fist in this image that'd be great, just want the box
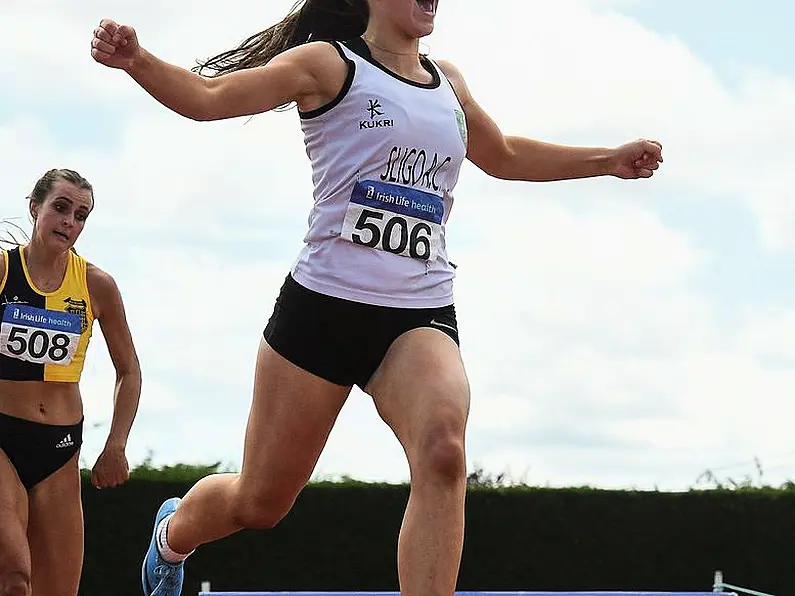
[90,19,142,71]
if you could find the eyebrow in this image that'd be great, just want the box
[53,196,90,210]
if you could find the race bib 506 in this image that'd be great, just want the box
[0,305,81,366]
[341,180,444,261]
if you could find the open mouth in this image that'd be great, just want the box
[416,0,436,15]
[53,230,69,241]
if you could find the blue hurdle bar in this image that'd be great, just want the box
[198,592,733,596]
[198,568,784,596]
[198,570,779,596]
[197,592,730,596]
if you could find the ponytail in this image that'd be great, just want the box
[192,0,369,77]
[0,218,27,248]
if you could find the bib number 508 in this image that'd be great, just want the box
[352,209,432,260]
[5,327,71,362]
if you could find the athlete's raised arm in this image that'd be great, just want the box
[437,60,663,183]
[90,19,348,121]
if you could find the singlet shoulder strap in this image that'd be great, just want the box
[340,37,441,89]
[5,246,23,279]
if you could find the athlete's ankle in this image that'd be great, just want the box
[156,514,193,564]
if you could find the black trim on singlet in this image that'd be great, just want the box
[299,40,357,120]
[298,37,443,120]
[436,63,466,113]
[0,247,47,381]
[344,37,441,90]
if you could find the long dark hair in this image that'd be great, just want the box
[0,218,28,248]
[193,0,369,77]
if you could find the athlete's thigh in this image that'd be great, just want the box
[238,338,351,496]
[0,449,31,590]
[27,453,83,596]
[365,328,471,456]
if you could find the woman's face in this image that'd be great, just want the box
[30,180,93,251]
[369,0,440,40]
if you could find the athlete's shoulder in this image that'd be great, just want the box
[86,262,117,292]
[433,59,471,104]
[290,40,350,68]
[433,59,463,80]
[86,262,122,317]
[282,40,351,89]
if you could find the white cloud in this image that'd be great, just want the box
[3,0,795,491]
[434,0,795,250]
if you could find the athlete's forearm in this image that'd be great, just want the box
[105,368,141,449]
[127,48,216,121]
[500,137,616,182]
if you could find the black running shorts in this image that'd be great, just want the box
[263,274,460,389]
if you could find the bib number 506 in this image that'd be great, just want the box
[352,209,432,260]
[4,326,71,362]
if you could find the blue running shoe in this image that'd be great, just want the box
[141,497,185,596]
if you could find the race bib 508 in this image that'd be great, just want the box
[0,304,81,366]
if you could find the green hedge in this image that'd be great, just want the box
[77,467,794,596]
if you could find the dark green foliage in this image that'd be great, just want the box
[77,463,794,596]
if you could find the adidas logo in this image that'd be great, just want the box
[55,434,74,449]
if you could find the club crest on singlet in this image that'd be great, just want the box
[0,304,81,366]
[454,109,468,146]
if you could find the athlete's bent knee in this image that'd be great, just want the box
[0,571,32,596]
[232,484,297,529]
[415,424,467,485]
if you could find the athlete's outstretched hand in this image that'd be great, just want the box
[90,19,142,71]
[91,443,130,489]
[610,139,664,179]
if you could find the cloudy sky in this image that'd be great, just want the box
[3,0,793,491]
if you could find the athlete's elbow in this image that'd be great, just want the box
[472,144,520,180]
[484,163,515,180]
[181,80,228,121]
[185,110,215,122]
[185,99,222,122]
[195,80,254,121]
[476,156,517,181]
[166,99,216,122]
[115,356,142,384]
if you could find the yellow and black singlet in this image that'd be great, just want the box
[0,247,95,382]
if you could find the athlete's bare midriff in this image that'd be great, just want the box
[0,379,83,425]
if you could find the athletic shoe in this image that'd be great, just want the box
[141,497,184,596]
